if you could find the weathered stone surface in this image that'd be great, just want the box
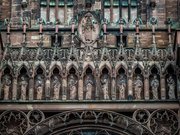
[0,1,179,135]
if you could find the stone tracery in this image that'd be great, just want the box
[0,1,179,135]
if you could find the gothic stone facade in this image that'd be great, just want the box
[0,0,180,135]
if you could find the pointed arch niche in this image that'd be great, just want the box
[100,67,111,100]
[83,67,95,100]
[18,66,29,100]
[34,67,45,100]
[149,66,160,100]
[1,67,12,100]
[68,67,78,100]
[165,65,177,99]
[116,67,127,100]
[50,67,62,100]
[133,67,144,100]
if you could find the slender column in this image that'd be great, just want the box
[55,0,59,20]
[29,65,34,100]
[168,21,172,44]
[152,22,156,44]
[6,20,11,44]
[119,18,124,45]
[144,76,149,100]
[62,67,67,100]
[137,0,141,18]
[102,0,105,19]
[111,77,116,100]
[146,0,150,26]
[64,0,67,24]
[55,19,59,44]
[71,19,75,44]
[119,0,122,18]
[45,77,50,100]
[160,75,166,100]
[110,0,113,24]
[29,76,34,100]
[95,68,100,100]
[78,76,83,100]
[103,19,107,44]
[128,76,133,99]
[62,77,67,100]
[47,0,50,22]
[78,65,83,100]
[22,22,27,43]
[178,74,180,99]
[111,67,116,100]
[128,0,131,23]
[39,18,43,45]
[12,76,18,100]
[0,72,2,99]
[179,108,180,134]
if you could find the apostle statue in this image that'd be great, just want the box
[167,75,176,99]
[52,76,61,100]
[150,75,159,99]
[69,74,77,100]
[85,75,94,100]
[35,75,44,100]
[134,76,143,100]
[3,75,11,100]
[101,74,110,100]
[20,76,28,100]
[117,75,126,100]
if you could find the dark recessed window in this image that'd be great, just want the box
[104,0,138,24]
[51,35,62,47]
[40,0,73,24]
[117,35,127,47]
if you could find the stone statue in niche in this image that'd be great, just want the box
[69,74,78,100]
[117,75,126,100]
[20,76,28,100]
[52,76,61,100]
[150,74,159,99]
[101,74,110,100]
[85,75,94,100]
[167,75,176,99]
[3,75,11,100]
[35,75,44,100]
[134,76,143,100]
